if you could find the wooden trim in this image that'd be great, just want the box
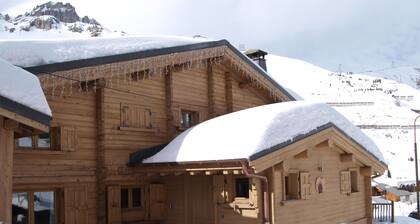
[225,72,233,113]
[118,126,158,133]
[0,107,49,132]
[165,67,175,140]
[207,62,216,118]
[96,85,107,224]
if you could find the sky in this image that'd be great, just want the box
[1,0,420,72]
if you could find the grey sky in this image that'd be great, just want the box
[2,0,420,71]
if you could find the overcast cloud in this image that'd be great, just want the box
[2,0,420,71]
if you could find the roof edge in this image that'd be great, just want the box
[249,122,387,168]
[22,39,295,101]
[0,94,51,127]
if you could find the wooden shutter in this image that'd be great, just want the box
[299,172,310,200]
[213,175,225,204]
[65,187,88,224]
[149,184,167,220]
[120,104,152,128]
[340,171,351,194]
[107,185,121,224]
[60,126,77,152]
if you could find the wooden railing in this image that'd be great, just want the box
[372,202,394,223]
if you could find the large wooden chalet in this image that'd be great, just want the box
[0,37,386,224]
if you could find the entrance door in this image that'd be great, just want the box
[188,176,214,224]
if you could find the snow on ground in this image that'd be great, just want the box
[0,57,51,116]
[0,35,213,67]
[144,101,384,164]
[266,54,420,186]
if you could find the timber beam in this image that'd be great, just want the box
[340,153,354,162]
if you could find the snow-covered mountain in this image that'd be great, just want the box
[365,66,420,91]
[0,1,126,38]
[266,54,420,186]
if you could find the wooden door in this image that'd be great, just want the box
[149,184,167,220]
[65,187,88,224]
[190,176,214,224]
[107,185,121,224]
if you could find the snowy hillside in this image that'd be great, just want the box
[365,66,420,91]
[266,54,420,185]
[0,1,125,38]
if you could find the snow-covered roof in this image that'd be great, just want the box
[0,35,212,67]
[143,101,385,164]
[0,57,51,117]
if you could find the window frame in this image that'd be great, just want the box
[120,185,145,211]
[350,168,359,193]
[284,170,300,201]
[234,177,250,199]
[119,103,153,130]
[12,189,58,224]
[16,129,57,151]
[179,109,200,130]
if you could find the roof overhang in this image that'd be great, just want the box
[250,124,387,176]
[0,94,50,132]
[22,40,295,101]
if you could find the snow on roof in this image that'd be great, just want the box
[143,101,385,164]
[0,35,213,67]
[0,57,51,116]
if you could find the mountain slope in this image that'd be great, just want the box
[0,1,125,38]
[266,54,420,185]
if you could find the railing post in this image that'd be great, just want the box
[391,201,395,223]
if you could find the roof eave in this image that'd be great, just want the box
[0,94,51,131]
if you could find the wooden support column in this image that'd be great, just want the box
[165,68,176,140]
[207,62,216,118]
[363,167,373,223]
[225,72,233,113]
[96,81,107,224]
[0,117,17,224]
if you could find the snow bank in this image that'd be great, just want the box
[0,35,213,67]
[0,58,51,116]
[144,101,385,164]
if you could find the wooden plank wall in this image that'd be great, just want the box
[272,146,368,224]
[12,60,276,224]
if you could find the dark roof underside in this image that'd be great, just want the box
[129,143,168,165]
[22,40,295,101]
[0,94,51,126]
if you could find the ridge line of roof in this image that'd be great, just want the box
[22,39,295,101]
[0,94,51,126]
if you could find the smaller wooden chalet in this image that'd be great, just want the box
[129,102,387,224]
[0,58,51,224]
[385,187,411,202]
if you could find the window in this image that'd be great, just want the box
[350,170,358,193]
[12,191,55,224]
[180,109,199,129]
[120,186,143,209]
[17,132,52,150]
[235,178,249,198]
[16,127,75,151]
[285,173,299,200]
[120,104,152,129]
[340,169,358,195]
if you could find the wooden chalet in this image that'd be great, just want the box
[1,37,386,224]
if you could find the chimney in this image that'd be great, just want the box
[244,49,268,71]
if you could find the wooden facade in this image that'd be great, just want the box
[7,41,386,224]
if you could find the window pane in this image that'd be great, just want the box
[12,192,29,224]
[34,191,54,224]
[18,137,32,148]
[235,178,249,198]
[38,133,51,148]
[121,188,129,208]
[132,188,142,208]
